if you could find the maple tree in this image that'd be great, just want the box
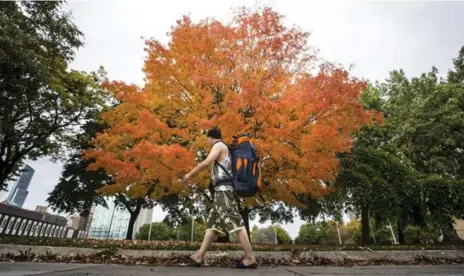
[84,8,378,226]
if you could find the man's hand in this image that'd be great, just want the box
[183,173,192,183]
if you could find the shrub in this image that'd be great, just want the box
[404,225,440,244]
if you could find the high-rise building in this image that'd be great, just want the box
[66,213,81,230]
[6,165,34,208]
[88,198,153,240]
[35,205,47,213]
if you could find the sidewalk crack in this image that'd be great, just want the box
[285,268,306,276]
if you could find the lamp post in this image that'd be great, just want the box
[336,221,342,245]
[191,216,195,242]
[273,224,278,244]
[147,209,154,240]
[106,205,116,240]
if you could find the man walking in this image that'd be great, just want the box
[183,128,258,268]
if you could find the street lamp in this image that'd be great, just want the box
[335,221,342,245]
[147,208,154,240]
[191,216,195,242]
[106,205,116,240]
[273,224,278,244]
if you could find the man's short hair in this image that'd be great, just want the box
[207,128,222,139]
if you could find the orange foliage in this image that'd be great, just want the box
[84,8,380,205]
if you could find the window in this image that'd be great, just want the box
[26,222,32,232]
[46,225,52,236]
[7,219,14,232]
[0,216,8,228]
[35,224,40,235]
[14,220,21,231]
[20,220,27,233]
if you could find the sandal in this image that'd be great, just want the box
[235,260,258,269]
[181,255,202,267]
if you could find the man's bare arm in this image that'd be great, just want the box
[183,143,223,181]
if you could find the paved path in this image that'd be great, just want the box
[0,263,464,276]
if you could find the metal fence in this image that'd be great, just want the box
[0,203,82,238]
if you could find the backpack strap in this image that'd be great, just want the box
[215,161,233,179]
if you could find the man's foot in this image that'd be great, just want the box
[235,257,258,269]
[190,252,203,264]
[181,255,202,267]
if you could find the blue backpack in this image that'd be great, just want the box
[215,135,261,197]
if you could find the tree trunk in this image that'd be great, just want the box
[397,219,405,245]
[0,162,16,190]
[73,209,90,239]
[442,224,460,244]
[126,211,139,240]
[412,204,425,227]
[125,202,142,240]
[240,207,251,241]
[361,205,371,245]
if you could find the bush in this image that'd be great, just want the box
[404,225,440,244]
[375,226,395,245]
[295,222,336,245]
[0,235,462,251]
[343,220,361,245]
[136,222,176,241]
[251,225,292,244]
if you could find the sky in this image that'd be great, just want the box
[2,0,463,239]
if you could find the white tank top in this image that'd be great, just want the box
[211,143,233,190]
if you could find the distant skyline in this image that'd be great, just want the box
[4,164,34,208]
[10,0,464,239]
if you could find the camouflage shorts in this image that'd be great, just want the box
[206,190,245,236]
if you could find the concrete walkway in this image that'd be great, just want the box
[1,263,464,276]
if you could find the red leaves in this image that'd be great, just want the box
[84,8,381,206]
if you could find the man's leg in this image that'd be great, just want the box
[190,229,218,263]
[236,227,257,265]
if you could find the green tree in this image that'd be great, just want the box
[343,219,361,245]
[175,216,207,242]
[0,1,107,188]
[404,224,441,245]
[332,85,418,245]
[448,46,464,84]
[295,222,335,245]
[273,225,292,244]
[251,225,292,244]
[136,222,175,241]
[378,49,464,242]
[250,226,276,244]
[336,144,417,245]
[47,108,157,240]
[47,114,109,235]
[411,80,464,241]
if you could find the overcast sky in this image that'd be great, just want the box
[3,0,462,239]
